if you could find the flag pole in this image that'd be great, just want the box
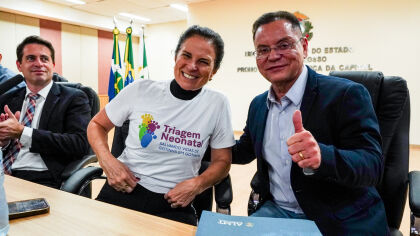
[139,25,149,80]
[113,16,117,28]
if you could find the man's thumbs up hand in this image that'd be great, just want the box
[287,110,321,170]
[293,110,304,133]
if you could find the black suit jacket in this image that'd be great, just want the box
[233,67,389,235]
[0,82,90,185]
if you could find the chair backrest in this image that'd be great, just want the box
[330,71,410,230]
[57,82,100,197]
[52,73,68,82]
[55,82,100,118]
[56,81,100,162]
[0,73,67,97]
[0,76,97,115]
[0,74,24,95]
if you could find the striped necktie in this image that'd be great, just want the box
[3,93,40,174]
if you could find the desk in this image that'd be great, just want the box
[5,175,196,236]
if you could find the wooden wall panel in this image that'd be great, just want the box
[40,19,62,74]
[97,30,113,96]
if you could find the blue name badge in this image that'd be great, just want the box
[196,211,322,236]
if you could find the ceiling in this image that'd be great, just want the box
[43,0,211,25]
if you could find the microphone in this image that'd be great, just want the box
[0,74,24,95]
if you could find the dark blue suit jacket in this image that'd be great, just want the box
[0,82,91,186]
[233,67,389,235]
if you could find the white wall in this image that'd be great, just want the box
[0,0,139,34]
[1,1,419,144]
[186,0,420,144]
[0,11,141,93]
[0,12,40,73]
[62,23,99,91]
[146,20,187,81]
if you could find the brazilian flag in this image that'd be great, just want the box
[108,27,123,101]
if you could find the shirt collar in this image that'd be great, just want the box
[25,80,53,99]
[266,65,308,109]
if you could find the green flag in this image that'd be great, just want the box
[138,28,149,79]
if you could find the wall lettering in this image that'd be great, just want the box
[237,46,374,73]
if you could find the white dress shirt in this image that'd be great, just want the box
[262,65,308,213]
[12,81,53,171]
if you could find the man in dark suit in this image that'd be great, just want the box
[233,11,389,235]
[0,35,90,188]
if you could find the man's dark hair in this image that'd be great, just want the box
[175,25,224,71]
[252,11,302,40]
[16,35,55,63]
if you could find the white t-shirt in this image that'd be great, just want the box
[105,79,235,193]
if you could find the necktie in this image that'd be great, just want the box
[3,93,40,174]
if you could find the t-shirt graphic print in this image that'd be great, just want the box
[139,113,160,148]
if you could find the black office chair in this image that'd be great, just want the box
[0,77,102,197]
[247,71,411,236]
[0,74,24,96]
[329,71,410,236]
[409,172,420,235]
[110,120,233,219]
[0,73,66,97]
[196,148,233,216]
[55,82,104,197]
[0,76,103,197]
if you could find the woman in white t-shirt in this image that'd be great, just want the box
[87,25,235,225]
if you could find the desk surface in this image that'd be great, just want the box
[5,175,196,236]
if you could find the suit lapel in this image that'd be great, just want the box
[8,88,26,113]
[254,92,269,158]
[300,67,319,126]
[39,83,60,129]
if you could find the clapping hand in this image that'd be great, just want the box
[0,105,21,147]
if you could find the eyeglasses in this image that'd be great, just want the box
[253,37,304,59]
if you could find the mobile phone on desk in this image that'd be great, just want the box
[8,198,50,219]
